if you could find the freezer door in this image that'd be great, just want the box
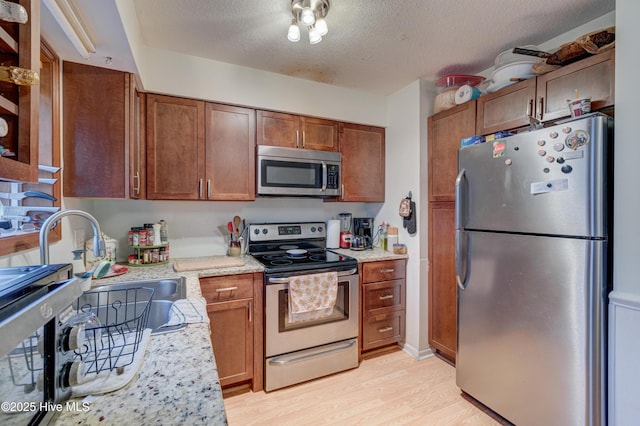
[456,231,606,426]
[456,115,611,237]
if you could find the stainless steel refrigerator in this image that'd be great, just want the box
[455,114,612,426]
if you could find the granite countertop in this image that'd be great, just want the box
[53,250,405,424]
[54,255,262,426]
[331,247,409,263]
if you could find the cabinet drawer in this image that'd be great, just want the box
[200,274,254,302]
[362,259,405,282]
[363,279,405,315]
[362,311,405,351]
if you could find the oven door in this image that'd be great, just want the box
[265,268,358,357]
[257,146,340,197]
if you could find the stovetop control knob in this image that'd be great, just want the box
[262,228,268,235]
[253,228,260,235]
[311,226,316,232]
[317,226,323,233]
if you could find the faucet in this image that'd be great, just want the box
[39,209,105,264]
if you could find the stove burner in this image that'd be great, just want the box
[264,254,284,260]
[309,254,326,262]
[271,259,293,266]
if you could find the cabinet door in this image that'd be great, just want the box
[339,123,385,202]
[428,202,457,362]
[146,94,205,200]
[428,102,476,202]
[207,299,254,387]
[300,116,339,151]
[476,78,536,135]
[363,279,405,316]
[62,62,129,197]
[536,49,614,122]
[256,110,299,148]
[205,103,256,200]
[129,78,145,199]
[362,311,405,351]
[0,0,39,183]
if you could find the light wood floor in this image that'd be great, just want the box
[223,349,510,425]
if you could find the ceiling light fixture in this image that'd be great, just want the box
[288,0,330,45]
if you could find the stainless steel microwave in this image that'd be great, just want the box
[257,145,341,197]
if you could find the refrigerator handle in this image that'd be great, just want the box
[455,229,469,290]
[455,168,466,229]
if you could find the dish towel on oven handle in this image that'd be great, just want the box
[288,271,338,324]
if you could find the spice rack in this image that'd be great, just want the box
[128,243,170,266]
[127,221,170,266]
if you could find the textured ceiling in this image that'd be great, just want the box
[43,0,616,96]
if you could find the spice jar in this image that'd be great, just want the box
[139,228,148,246]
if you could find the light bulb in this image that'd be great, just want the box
[287,20,300,42]
[300,7,315,26]
[308,25,322,44]
[315,17,328,36]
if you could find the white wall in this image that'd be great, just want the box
[608,0,640,424]
[383,80,431,358]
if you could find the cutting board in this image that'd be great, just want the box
[173,256,245,272]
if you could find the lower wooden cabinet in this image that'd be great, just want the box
[360,259,406,353]
[428,202,457,362]
[200,273,263,391]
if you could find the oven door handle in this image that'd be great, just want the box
[268,339,356,365]
[268,268,358,284]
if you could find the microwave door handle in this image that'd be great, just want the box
[321,161,327,192]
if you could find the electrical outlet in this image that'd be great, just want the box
[73,229,86,249]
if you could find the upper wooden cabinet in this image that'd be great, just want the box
[535,48,614,122]
[63,62,131,197]
[0,0,40,183]
[146,94,256,201]
[339,123,385,202]
[476,78,536,136]
[205,103,256,201]
[257,110,338,151]
[146,94,205,200]
[428,101,476,202]
[476,49,615,135]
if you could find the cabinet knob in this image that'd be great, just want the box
[379,294,394,300]
[378,326,393,333]
[379,268,395,273]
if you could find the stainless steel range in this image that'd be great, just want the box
[248,222,359,391]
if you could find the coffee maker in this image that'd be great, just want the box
[352,218,374,249]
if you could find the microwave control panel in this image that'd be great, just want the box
[327,164,339,189]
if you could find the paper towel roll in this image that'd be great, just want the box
[455,85,481,104]
[326,220,341,249]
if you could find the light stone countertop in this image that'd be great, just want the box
[53,250,405,425]
[331,247,409,263]
[53,255,262,426]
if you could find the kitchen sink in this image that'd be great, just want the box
[86,277,187,334]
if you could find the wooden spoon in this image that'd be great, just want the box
[233,215,241,238]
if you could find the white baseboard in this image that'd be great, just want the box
[609,291,640,426]
[402,342,434,360]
